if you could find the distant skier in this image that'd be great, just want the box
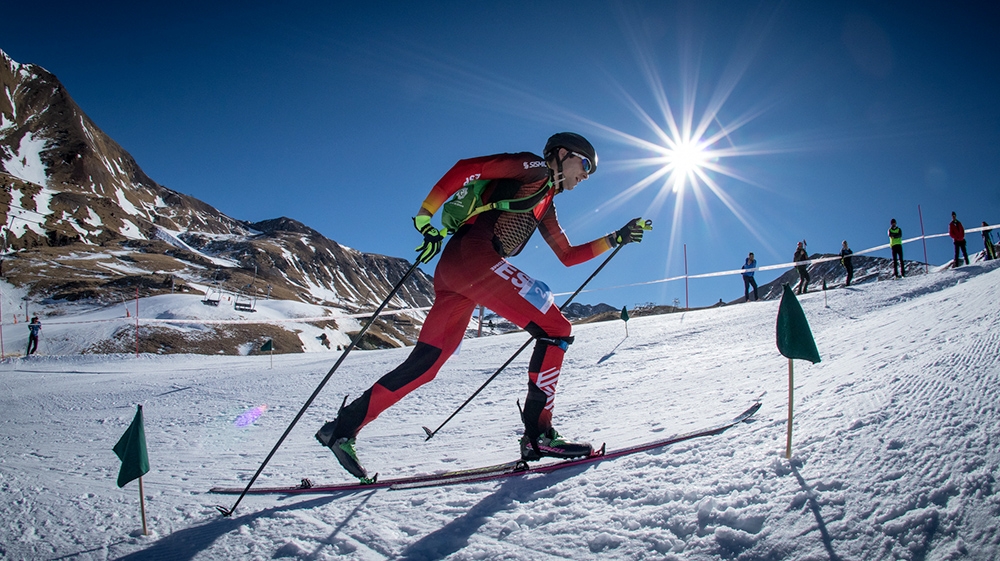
[315,132,650,481]
[949,212,969,267]
[793,241,810,294]
[840,240,854,287]
[888,219,904,278]
[742,252,759,302]
[26,316,41,356]
[982,221,996,261]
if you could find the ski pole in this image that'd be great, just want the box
[218,259,422,517]
[423,221,651,441]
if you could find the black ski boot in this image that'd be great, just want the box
[519,428,593,461]
[315,397,371,482]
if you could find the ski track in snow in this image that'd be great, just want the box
[1,262,1000,560]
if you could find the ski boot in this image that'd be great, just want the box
[520,428,593,461]
[316,397,372,482]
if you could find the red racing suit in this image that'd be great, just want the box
[332,152,616,442]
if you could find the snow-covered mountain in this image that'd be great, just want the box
[0,49,434,352]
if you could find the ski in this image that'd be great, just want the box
[209,459,528,494]
[209,401,760,495]
[393,400,760,490]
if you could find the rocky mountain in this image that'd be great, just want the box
[0,48,434,353]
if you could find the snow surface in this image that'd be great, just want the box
[2,262,1000,560]
[1,130,48,187]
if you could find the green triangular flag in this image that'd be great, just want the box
[260,339,273,352]
[776,284,821,364]
[620,306,630,322]
[113,405,150,488]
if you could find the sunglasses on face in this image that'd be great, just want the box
[570,152,593,174]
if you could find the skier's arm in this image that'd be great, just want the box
[538,208,611,266]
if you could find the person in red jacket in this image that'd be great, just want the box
[949,212,969,267]
[316,133,650,481]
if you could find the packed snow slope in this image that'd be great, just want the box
[2,261,999,560]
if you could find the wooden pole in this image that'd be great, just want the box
[135,287,140,358]
[785,358,794,459]
[138,475,148,535]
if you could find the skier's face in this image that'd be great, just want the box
[554,148,590,192]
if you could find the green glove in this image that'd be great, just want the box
[613,218,652,246]
[413,215,445,264]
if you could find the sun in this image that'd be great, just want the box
[665,138,710,191]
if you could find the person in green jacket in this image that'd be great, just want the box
[888,219,904,278]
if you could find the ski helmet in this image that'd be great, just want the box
[544,132,598,175]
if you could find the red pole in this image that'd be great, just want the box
[0,285,4,359]
[918,205,929,274]
[135,287,139,357]
[684,243,689,309]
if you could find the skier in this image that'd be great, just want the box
[793,241,810,294]
[982,221,996,261]
[316,133,650,480]
[840,240,854,287]
[26,316,41,356]
[888,219,904,278]
[949,212,969,267]
[742,252,758,302]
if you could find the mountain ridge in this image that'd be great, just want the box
[1,48,434,353]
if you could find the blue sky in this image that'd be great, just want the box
[5,1,999,308]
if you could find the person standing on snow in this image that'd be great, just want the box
[950,212,969,267]
[888,219,904,278]
[742,252,759,302]
[316,133,650,481]
[840,240,854,287]
[26,316,41,356]
[793,241,810,294]
[982,221,996,261]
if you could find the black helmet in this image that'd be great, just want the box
[544,132,597,174]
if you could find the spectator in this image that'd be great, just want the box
[840,240,854,287]
[742,252,759,302]
[949,212,969,267]
[26,316,41,356]
[888,219,904,278]
[981,221,995,261]
[793,241,810,295]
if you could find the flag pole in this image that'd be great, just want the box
[785,358,794,459]
[138,475,148,535]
